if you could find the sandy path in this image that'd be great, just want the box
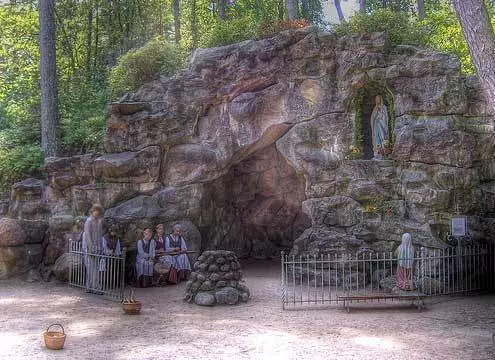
[0,261,494,360]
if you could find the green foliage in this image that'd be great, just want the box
[420,2,475,73]
[203,17,258,47]
[335,9,428,47]
[59,79,106,154]
[108,37,183,99]
[0,145,43,193]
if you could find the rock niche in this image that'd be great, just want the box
[185,250,250,306]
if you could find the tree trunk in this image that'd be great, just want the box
[382,0,387,8]
[278,0,285,20]
[172,0,181,44]
[86,2,93,77]
[93,2,99,77]
[417,0,425,20]
[453,0,495,114]
[190,0,198,47]
[39,0,59,157]
[359,0,365,13]
[218,0,226,21]
[300,0,309,19]
[286,0,299,20]
[334,0,344,23]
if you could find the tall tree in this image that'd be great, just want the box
[278,0,285,20]
[359,0,366,13]
[286,0,299,19]
[301,0,310,18]
[334,0,344,23]
[39,0,59,157]
[417,0,425,19]
[218,0,226,20]
[190,0,198,47]
[453,0,495,114]
[172,0,181,43]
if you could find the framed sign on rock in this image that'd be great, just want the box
[451,216,467,237]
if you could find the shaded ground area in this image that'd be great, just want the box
[0,261,494,360]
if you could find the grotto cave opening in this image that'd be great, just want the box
[204,144,310,260]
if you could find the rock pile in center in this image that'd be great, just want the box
[184,250,250,306]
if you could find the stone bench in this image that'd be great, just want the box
[337,293,427,312]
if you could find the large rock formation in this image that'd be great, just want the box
[1,27,494,278]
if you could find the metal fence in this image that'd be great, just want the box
[281,244,495,310]
[68,240,127,302]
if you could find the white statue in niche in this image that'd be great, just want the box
[370,94,390,159]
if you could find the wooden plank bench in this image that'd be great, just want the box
[338,294,427,313]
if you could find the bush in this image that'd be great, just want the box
[334,9,428,47]
[257,19,311,39]
[0,145,43,193]
[108,37,183,99]
[204,18,258,48]
[59,79,106,154]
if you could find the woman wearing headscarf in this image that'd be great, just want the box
[396,232,415,291]
[153,223,172,285]
[101,224,122,289]
[136,228,156,288]
[164,224,191,283]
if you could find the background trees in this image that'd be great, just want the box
[453,0,495,114]
[0,0,494,191]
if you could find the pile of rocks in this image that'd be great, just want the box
[184,250,250,306]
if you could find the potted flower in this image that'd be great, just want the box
[377,140,393,158]
[122,287,142,315]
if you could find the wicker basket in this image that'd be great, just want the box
[123,301,142,315]
[43,324,66,350]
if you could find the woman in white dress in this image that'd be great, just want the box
[135,228,156,288]
[82,204,104,293]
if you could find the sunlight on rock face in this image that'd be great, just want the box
[353,336,402,350]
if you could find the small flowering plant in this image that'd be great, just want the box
[377,140,393,157]
[345,144,362,160]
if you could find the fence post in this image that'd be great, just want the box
[120,247,127,302]
[281,251,285,310]
[68,239,72,288]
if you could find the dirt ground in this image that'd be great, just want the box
[0,260,494,360]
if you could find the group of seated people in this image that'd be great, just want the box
[136,223,192,288]
[81,203,192,291]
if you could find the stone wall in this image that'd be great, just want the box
[1,27,494,278]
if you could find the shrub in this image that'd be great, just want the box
[334,9,428,47]
[0,145,43,193]
[257,19,311,39]
[108,37,183,99]
[204,18,258,48]
[59,79,106,154]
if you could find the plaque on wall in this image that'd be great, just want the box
[451,216,467,237]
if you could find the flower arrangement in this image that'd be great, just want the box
[377,140,394,157]
[345,145,362,160]
[362,198,399,218]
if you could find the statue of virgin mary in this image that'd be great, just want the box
[370,94,389,159]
